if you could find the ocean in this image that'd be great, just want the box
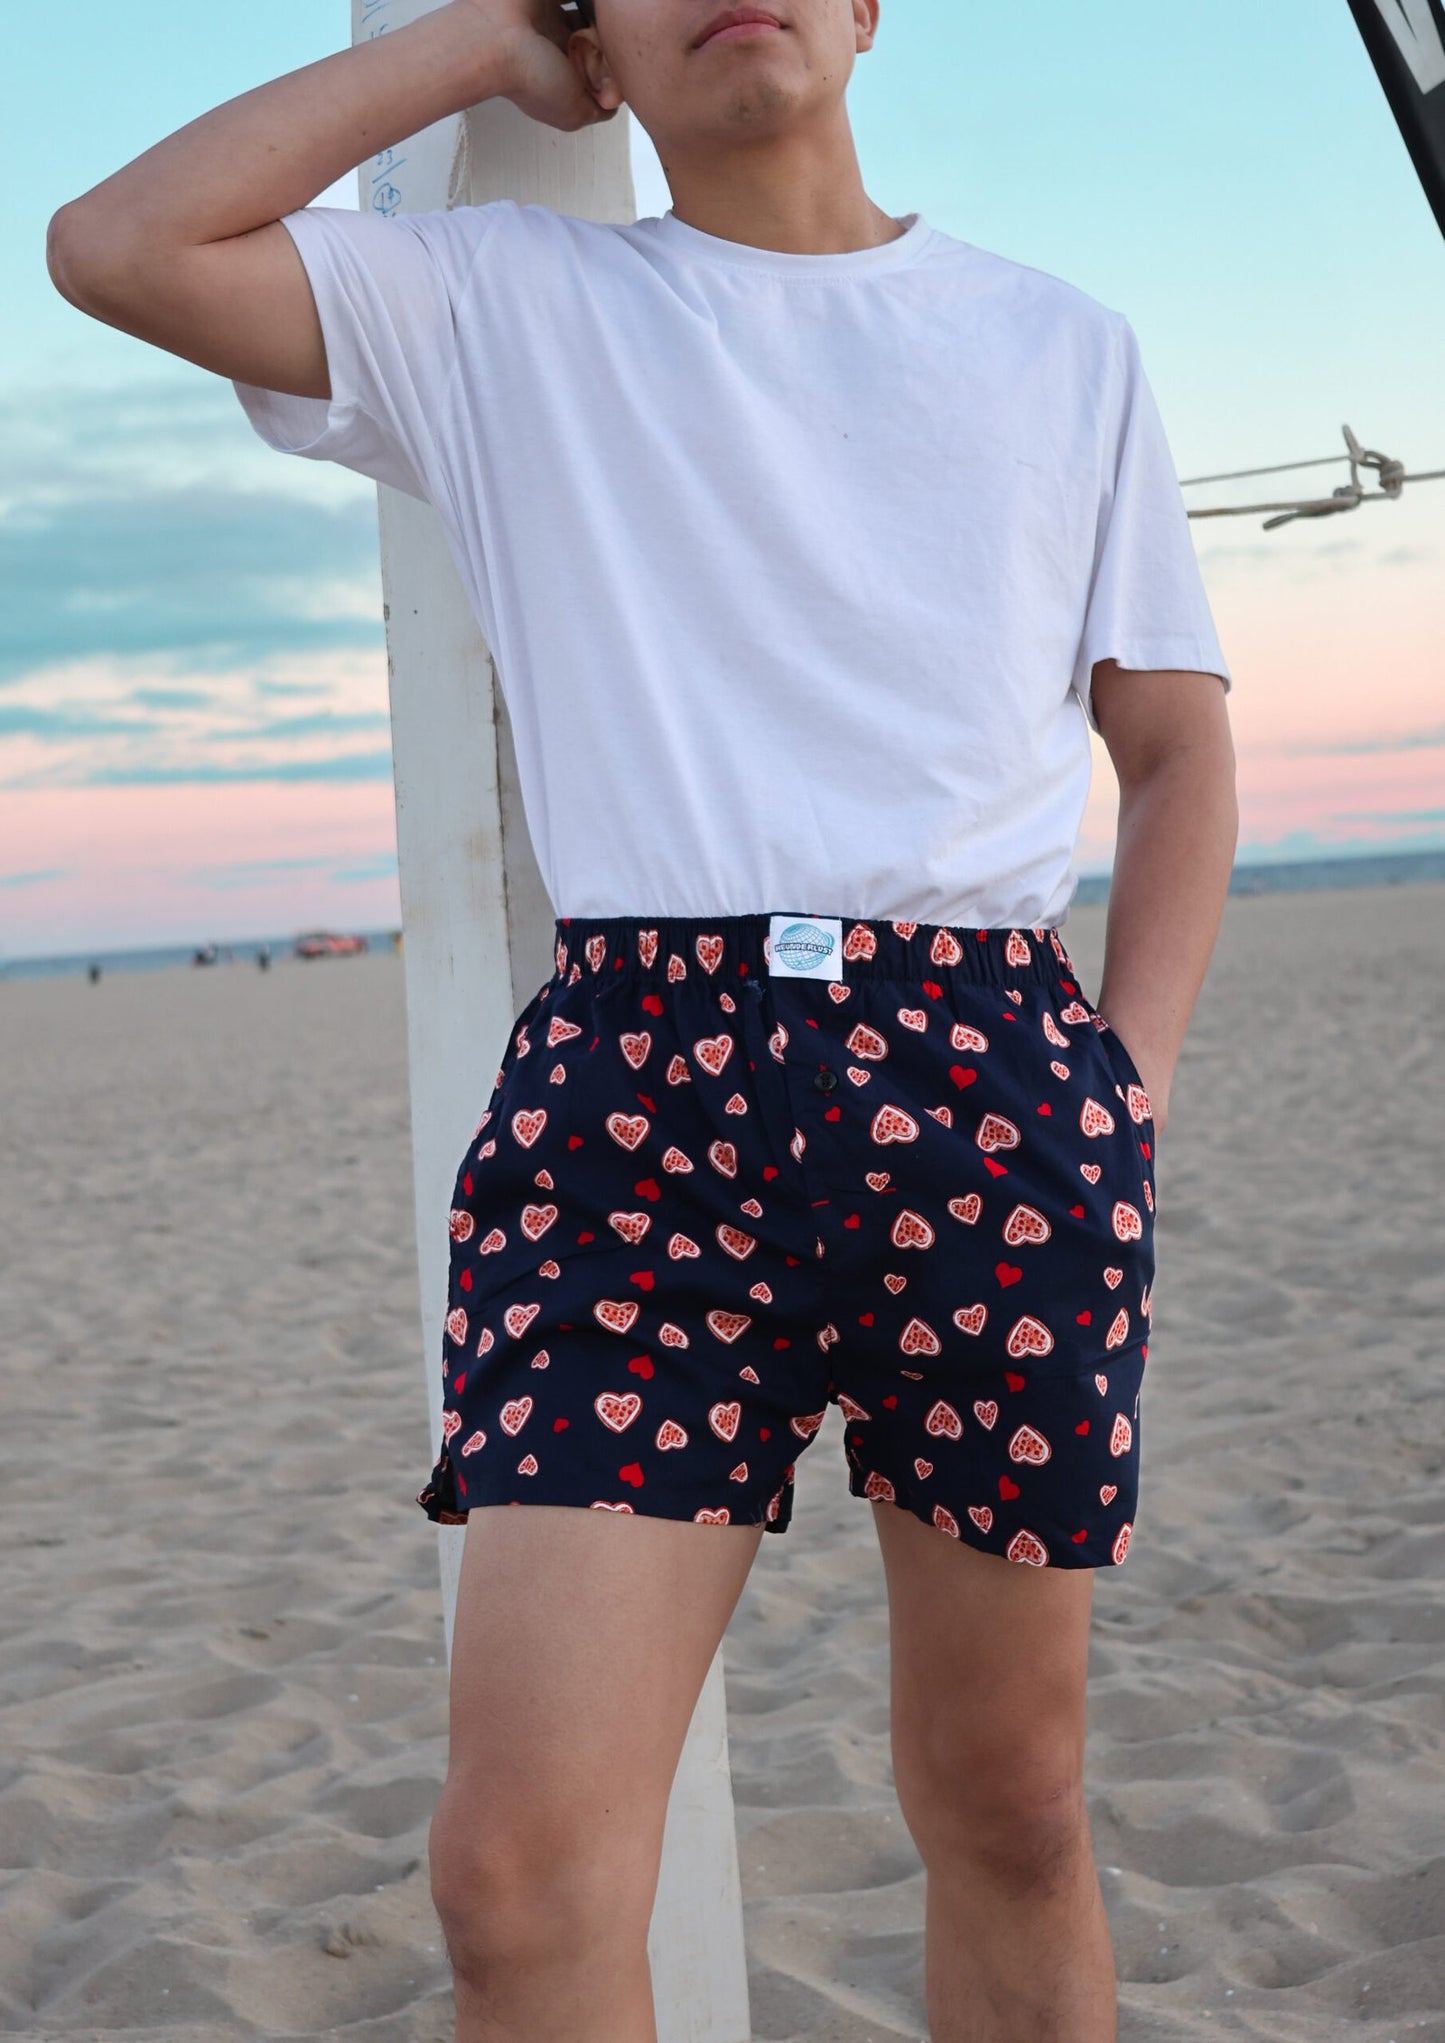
[1,929,403,983]
[4,848,1444,982]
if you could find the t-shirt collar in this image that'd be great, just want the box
[651,206,932,275]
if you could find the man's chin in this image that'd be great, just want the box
[637,73,807,152]
[709,75,803,133]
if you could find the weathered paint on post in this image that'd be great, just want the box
[352,4,750,2033]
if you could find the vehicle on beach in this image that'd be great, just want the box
[293,930,369,960]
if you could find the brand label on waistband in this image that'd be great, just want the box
[767,914,843,982]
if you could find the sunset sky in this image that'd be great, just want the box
[6,0,1444,959]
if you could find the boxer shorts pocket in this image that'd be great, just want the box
[1089,1013,1157,1144]
[471,979,552,1131]
[447,973,631,1303]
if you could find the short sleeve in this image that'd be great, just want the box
[1070,316,1232,734]
[231,202,503,503]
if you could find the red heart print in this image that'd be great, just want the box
[553,1417,570,1432]
[568,1135,585,1151]
[995,1262,1023,1287]
[998,1474,1021,1500]
[1069,1203,1085,1217]
[708,1399,743,1441]
[1075,1420,1090,1435]
[925,1398,963,1438]
[1005,1371,1027,1392]
[595,1390,643,1431]
[1076,1310,1092,1325]
[618,1462,645,1487]
[882,1394,898,1409]
[499,1396,533,1436]
[628,1356,654,1378]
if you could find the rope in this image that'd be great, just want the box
[1182,423,1444,528]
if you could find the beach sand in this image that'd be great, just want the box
[3,883,1441,2040]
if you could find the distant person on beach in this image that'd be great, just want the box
[47,5,1238,2037]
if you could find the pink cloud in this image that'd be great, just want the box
[0,782,400,959]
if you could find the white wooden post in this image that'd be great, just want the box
[353,6,751,2035]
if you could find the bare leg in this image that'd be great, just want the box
[873,1503,1116,2043]
[427,1503,764,2043]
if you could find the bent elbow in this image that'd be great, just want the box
[46,202,138,311]
[47,203,103,305]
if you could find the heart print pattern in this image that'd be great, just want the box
[417,914,1156,1568]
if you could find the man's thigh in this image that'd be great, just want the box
[872,1500,1095,1803]
[437,1503,764,1858]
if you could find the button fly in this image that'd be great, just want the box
[813,1067,839,1093]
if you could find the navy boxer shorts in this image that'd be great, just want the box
[416,912,1157,1568]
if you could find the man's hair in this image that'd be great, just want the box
[562,0,596,24]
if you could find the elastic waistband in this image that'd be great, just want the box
[552,913,1084,994]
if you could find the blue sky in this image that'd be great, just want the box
[5,1,1445,954]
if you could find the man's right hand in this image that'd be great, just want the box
[452,0,617,132]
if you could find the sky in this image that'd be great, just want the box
[5,0,1444,959]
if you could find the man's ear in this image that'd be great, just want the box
[571,30,626,114]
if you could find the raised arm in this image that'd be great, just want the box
[44,1,610,402]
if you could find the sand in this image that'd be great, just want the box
[2,882,1442,2041]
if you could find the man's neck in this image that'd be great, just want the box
[659,125,902,256]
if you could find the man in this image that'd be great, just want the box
[47,3,1238,2037]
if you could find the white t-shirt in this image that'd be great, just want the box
[233,200,1231,928]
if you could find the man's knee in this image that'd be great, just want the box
[428,1792,657,1981]
[896,1732,1090,1891]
